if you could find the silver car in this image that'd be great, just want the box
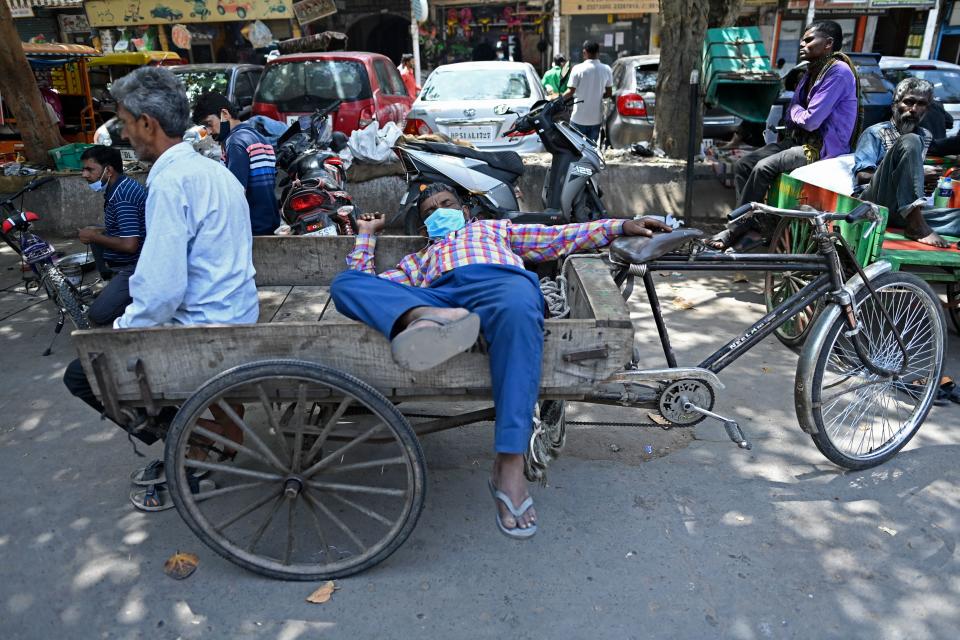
[404,61,546,153]
[604,54,741,148]
[880,56,960,137]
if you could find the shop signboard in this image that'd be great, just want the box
[84,0,294,27]
[58,14,91,34]
[560,0,658,15]
[10,6,34,18]
[292,0,337,26]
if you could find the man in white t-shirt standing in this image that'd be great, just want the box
[563,40,613,144]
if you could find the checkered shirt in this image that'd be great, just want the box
[346,218,627,287]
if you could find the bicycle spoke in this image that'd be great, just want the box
[191,425,284,474]
[213,399,290,473]
[326,456,407,474]
[256,383,291,463]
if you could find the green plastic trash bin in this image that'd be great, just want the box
[49,143,94,171]
[702,27,781,123]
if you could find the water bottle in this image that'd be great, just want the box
[935,176,952,208]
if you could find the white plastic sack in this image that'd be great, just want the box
[245,21,274,49]
[789,154,856,196]
[347,121,403,165]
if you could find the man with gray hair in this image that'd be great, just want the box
[853,76,959,247]
[62,67,258,508]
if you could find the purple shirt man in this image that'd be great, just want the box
[787,61,858,161]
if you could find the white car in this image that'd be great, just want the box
[404,61,546,153]
[880,57,960,137]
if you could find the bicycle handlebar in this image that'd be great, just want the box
[728,201,880,223]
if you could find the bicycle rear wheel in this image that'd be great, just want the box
[801,272,945,469]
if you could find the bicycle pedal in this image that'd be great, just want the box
[681,401,752,450]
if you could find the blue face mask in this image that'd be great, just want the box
[87,168,107,193]
[424,207,466,239]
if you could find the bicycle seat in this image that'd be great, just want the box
[609,229,703,265]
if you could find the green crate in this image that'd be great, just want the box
[49,143,94,171]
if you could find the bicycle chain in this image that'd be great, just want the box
[402,414,692,430]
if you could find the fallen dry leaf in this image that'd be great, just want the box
[163,551,199,580]
[306,580,338,604]
[732,272,749,283]
[761,367,770,374]
[672,296,696,310]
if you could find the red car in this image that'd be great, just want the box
[251,52,414,135]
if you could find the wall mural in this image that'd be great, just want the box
[84,0,292,27]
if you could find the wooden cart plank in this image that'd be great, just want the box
[565,256,633,328]
[252,236,427,287]
[271,286,331,323]
[73,317,633,403]
[256,286,291,323]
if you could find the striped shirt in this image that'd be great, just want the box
[225,123,281,235]
[347,218,626,287]
[102,175,147,266]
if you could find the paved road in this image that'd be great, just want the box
[1,240,958,639]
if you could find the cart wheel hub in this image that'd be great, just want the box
[284,477,303,498]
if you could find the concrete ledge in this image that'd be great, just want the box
[2,157,734,237]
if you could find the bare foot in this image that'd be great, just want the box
[490,453,536,531]
[904,206,950,248]
[909,231,950,248]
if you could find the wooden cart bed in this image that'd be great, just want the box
[72,236,634,410]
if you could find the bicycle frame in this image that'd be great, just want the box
[614,209,904,378]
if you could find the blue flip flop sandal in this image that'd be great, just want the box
[487,479,537,539]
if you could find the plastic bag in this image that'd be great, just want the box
[246,21,274,49]
[347,121,403,165]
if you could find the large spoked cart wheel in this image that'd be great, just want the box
[764,217,824,349]
[797,272,946,470]
[163,360,426,580]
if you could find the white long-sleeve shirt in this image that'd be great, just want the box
[115,142,259,328]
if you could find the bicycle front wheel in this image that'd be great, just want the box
[801,272,945,469]
[42,267,90,329]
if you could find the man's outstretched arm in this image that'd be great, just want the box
[508,217,672,263]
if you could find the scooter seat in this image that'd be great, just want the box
[411,141,525,176]
[609,229,704,265]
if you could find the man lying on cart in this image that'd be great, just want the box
[330,183,671,538]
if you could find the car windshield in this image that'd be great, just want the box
[885,68,960,102]
[174,70,230,107]
[634,67,657,92]
[421,69,531,101]
[256,60,371,111]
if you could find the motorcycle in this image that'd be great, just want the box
[393,95,607,235]
[275,99,357,237]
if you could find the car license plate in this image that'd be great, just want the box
[447,125,496,143]
[120,148,138,162]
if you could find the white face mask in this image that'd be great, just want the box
[87,167,108,193]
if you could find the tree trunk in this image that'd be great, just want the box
[654,0,744,159]
[0,3,63,166]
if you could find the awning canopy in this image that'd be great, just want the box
[22,42,100,57]
[7,0,84,8]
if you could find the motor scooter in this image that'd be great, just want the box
[393,96,607,234]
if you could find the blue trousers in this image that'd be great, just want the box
[331,264,544,454]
